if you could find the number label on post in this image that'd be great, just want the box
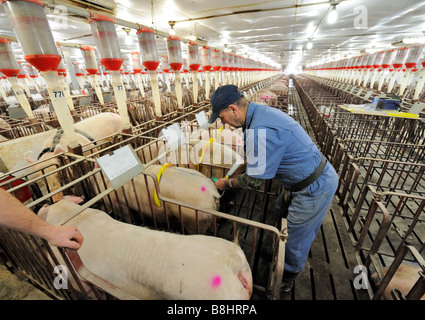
[53,90,65,98]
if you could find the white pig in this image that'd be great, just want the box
[156,140,244,180]
[93,164,220,234]
[39,196,253,300]
[25,112,124,202]
[190,127,244,155]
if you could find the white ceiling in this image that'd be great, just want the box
[2,0,425,72]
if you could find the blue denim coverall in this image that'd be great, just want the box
[243,102,338,274]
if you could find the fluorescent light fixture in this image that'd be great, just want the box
[403,37,425,44]
[328,5,337,24]
[306,41,313,50]
[365,48,377,53]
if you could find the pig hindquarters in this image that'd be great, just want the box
[40,198,253,300]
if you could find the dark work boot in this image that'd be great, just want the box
[281,270,298,293]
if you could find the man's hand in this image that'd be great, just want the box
[215,178,228,191]
[44,225,84,250]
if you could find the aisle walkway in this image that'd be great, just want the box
[280,78,370,300]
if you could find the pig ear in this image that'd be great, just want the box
[53,144,66,155]
[37,204,49,220]
[25,151,35,164]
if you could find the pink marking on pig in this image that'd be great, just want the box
[237,139,241,144]
[210,275,222,289]
[201,186,206,192]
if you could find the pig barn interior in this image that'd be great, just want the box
[0,0,425,302]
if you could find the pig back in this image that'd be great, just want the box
[43,200,252,300]
[117,165,220,234]
[73,112,123,143]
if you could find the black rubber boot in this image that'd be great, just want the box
[281,270,298,293]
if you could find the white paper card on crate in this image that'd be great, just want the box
[160,123,187,152]
[96,144,144,189]
[102,87,110,93]
[5,96,18,104]
[71,90,80,95]
[31,94,44,101]
[195,111,209,130]
[126,85,131,90]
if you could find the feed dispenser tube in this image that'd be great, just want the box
[161,55,171,93]
[0,37,34,119]
[387,47,410,93]
[81,45,104,105]
[56,45,74,111]
[378,50,397,91]
[137,26,162,120]
[167,35,183,110]
[212,49,221,89]
[413,59,425,101]
[201,46,212,100]
[188,41,201,105]
[221,52,229,85]
[89,12,131,131]
[2,0,81,149]
[131,51,145,98]
[399,45,424,97]
[0,72,7,100]
[362,53,377,87]
[369,51,385,89]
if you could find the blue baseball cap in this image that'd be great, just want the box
[208,85,243,124]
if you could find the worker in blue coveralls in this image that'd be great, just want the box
[210,84,338,293]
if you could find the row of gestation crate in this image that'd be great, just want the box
[0,76,290,300]
[295,74,425,300]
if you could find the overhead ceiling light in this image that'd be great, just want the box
[223,44,231,53]
[306,39,313,50]
[169,21,176,36]
[403,36,425,44]
[327,4,338,24]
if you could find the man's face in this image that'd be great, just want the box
[218,105,244,128]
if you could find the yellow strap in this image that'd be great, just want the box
[154,163,172,207]
[198,137,216,169]
[216,127,224,140]
[387,112,419,118]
